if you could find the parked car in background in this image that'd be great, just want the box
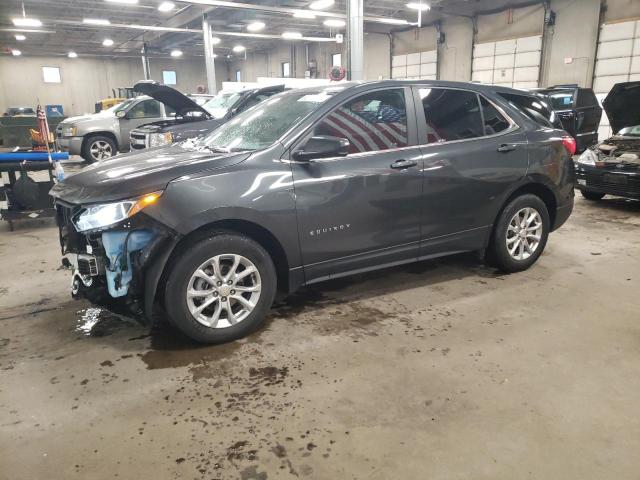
[534,84,602,153]
[4,106,36,117]
[51,80,575,344]
[56,96,173,163]
[575,81,640,200]
[129,82,285,150]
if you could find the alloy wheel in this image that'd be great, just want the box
[90,140,113,161]
[506,207,543,261]
[186,254,262,328]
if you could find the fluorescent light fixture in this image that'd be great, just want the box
[377,18,410,25]
[323,19,345,28]
[310,0,334,10]
[170,49,183,57]
[15,34,26,41]
[212,53,217,58]
[247,21,265,32]
[282,31,303,40]
[293,10,316,19]
[102,38,114,46]
[11,49,22,56]
[407,2,430,10]
[210,36,221,45]
[12,18,42,27]
[232,45,245,53]
[83,18,111,25]
[158,1,175,12]
[68,51,78,58]
[105,0,139,3]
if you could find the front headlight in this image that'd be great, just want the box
[577,148,597,166]
[73,191,162,232]
[148,132,173,148]
[62,126,77,137]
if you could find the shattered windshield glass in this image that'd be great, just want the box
[196,90,336,152]
[202,92,242,119]
[617,125,640,137]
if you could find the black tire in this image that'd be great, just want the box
[581,190,605,201]
[487,194,550,273]
[164,232,277,344]
[81,135,116,163]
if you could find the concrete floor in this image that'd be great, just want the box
[1,192,639,480]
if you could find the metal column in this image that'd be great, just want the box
[202,14,218,94]
[141,43,151,80]
[347,0,364,81]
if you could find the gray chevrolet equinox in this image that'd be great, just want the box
[50,80,575,344]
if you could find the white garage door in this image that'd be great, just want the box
[391,50,437,80]
[471,35,542,89]
[593,20,640,139]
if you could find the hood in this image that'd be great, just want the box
[60,110,115,126]
[603,81,640,134]
[50,145,250,204]
[134,80,211,119]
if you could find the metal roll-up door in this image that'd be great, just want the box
[392,50,437,80]
[593,20,640,139]
[471,34,542,89]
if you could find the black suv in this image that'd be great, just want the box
[51,81,575,344]
[535,84,602,153]
[129,81,284,150]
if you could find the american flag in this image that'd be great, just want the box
[321,105,408,153]
[36,104,52,150]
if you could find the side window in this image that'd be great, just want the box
[499,93,557,128]
[164,104,176,117]
[128,100,161,119]
[314,89,408,154]
[479,96,511,135]
[418,88,484,143]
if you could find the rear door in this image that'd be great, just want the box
[412,87,529,255]
[290,86,424,282]
[573,88,602,151]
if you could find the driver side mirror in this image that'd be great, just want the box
[292,135,350,162]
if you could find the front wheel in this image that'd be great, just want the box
[581,190,605,201]
[164,233,277,344]
[82,135,116,163]
[487,194,550,273]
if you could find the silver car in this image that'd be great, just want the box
[56,96,174,163]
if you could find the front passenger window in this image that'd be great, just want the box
[127,100,161,119]
[418,88,484,143]
[314,89,408,154]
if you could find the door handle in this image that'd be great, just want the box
[497,144,517,153]
[390,159,417,169]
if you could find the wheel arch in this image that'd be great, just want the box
[81,131,119,152]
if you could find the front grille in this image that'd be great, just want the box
[577,170,640,198]
[78,257,99,276]
[130,131,147,149]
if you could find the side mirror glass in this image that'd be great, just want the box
[115,110,126,119]
[292,135,350,162]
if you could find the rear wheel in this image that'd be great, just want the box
[487,194,550,273]
[581,190,605,201]
[164,233,277,344]
[82,135,116,163]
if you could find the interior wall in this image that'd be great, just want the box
[364,33,391,80]
[0,55,220,116]
[392,26,437,56]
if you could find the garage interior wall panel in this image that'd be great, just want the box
[391,50,438,80]
[471,35,542,89]
[593,20,640,139]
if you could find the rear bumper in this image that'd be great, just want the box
[575,164,640,199]
[57,136,83,155]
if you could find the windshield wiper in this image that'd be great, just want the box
[201,145,231,153]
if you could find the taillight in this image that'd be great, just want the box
[562,136,576,156]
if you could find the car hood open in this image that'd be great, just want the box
[133,81,211,118]
[603,81,640,134]
[50,145,250,204]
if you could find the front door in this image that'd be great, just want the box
[120,99,164,149]
[290,87,424,283]
[412,87,529,256]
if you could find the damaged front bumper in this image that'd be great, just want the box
[575,145,640,199]
[55,200,179,318]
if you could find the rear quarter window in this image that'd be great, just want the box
[498,92,558,129]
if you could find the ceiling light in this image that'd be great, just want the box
[15,34,26,41]
[212,53,217,58]
[170,49,183,57]
[293,10,316,19]
[310,0,335,10]
[11,49,22,56]
[105,0,139,3]
[83,18,111,25]
[247,21,265,32]
[232,45,245,53]
[282,31,303,40]
[210,36,221,45]
[68,51,78,58]
[407,2,430,11]
[158,1,175,12]
[12,18,42,27]
[323,19,345,28]
[377,18,410,25]
[226,54,232,58]
[102,38,114,46]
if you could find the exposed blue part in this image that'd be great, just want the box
[102,230,155,297]
[0,152,69,161]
